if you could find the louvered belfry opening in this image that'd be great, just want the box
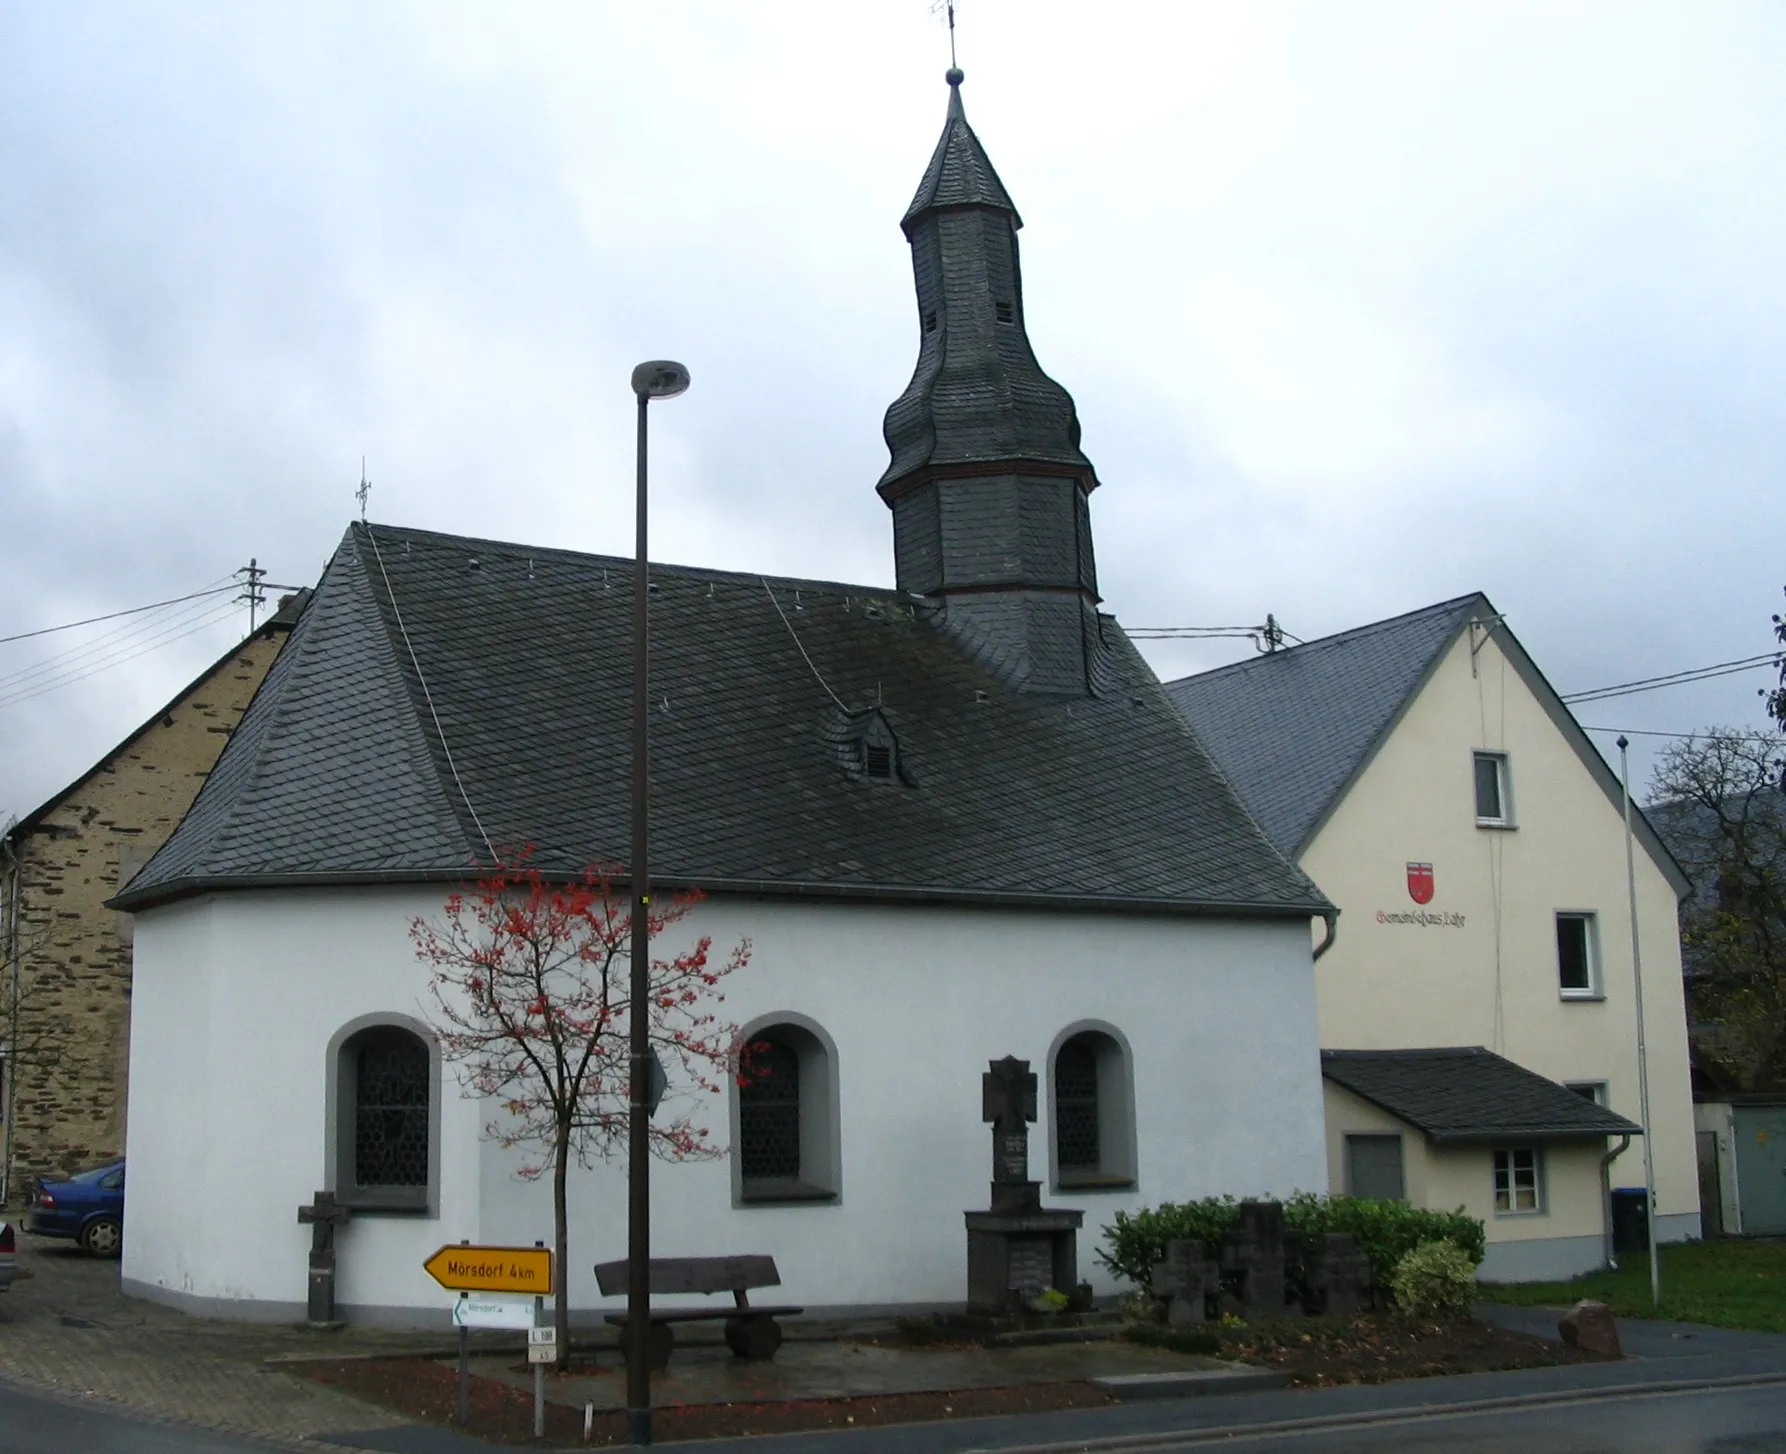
[877,69,1106,698]
[353,1029,430,1189]
[739,1037,802,1180]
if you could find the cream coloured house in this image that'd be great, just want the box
[1168,594,1698,1281]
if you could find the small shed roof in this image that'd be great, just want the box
[1321,1047,1642,1144]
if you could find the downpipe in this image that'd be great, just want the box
[1600,1134,1632,1270]
[1312,908,1340,962]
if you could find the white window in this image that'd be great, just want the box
[1556,912,1602,999]
[1473,751,1513,826]
[1565,1081,1608,1105]
[1493,1146,1544,1214]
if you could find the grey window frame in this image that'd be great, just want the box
[325,1014,441,1216]
[731,1012,841,1207]
[1046,1021,1138,1192]
[1344,1132,1407,1201]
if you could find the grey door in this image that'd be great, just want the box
[1346,1134,1406,1201]
[1733,1106,1786,1234]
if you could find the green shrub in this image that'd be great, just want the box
[1281,1192,1485,1285]
[1098,1195,1485,1291]
[1099,1197,1240,1287]
[1389,1239,1478,1317]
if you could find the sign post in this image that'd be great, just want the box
[425,1240,556,1429]
[533,1240,548,1440]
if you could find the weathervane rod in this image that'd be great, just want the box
[948,0,957,69]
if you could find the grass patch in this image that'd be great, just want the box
[1484,1239,1786,1334]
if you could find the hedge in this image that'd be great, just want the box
[1098,1193,1485,1290]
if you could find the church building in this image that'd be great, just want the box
[113,72,1333,1324]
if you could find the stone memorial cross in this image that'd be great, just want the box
[982,1054,1038,1189]
[298,1190,352,1325]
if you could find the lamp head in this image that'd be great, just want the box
[632,360,691,401]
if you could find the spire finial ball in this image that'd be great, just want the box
[946,67,964,87]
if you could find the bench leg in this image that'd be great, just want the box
[616,1322,675,1370]
[724,1314,784,1361]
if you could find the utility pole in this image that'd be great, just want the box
[236,559,268,633]
[1262,614,1285,652]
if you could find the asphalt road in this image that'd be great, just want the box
[0,1381,284,1454]
[1129,1384,1786,1452]
[9,1380,1786,1454]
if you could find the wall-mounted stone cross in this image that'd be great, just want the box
[298,1190,352,1326]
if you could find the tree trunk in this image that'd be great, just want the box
[554,1122,571,1371]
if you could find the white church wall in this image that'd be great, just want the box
[123,885,1327,1324]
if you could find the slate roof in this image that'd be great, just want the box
[115,522,1329,917]
[1321,1048,1642,1143]
[880,71,1097,496]
[902,71,1020,233]
[1163,597,1484,858]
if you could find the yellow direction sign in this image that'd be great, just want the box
[424,1243,554,1295]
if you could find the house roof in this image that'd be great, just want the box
[1321,1048,1642,1143]
[114,522,1329,917]
[1163,594,1691,896]
[1163,596,1482,858]
[5,590,310,844]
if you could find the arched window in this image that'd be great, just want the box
[329,1018,439,1212]
[733,1016,840,1205]
[1049,1025,1137,1191]
[739,1039,802,1180]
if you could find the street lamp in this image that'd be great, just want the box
[626,359,689,1448]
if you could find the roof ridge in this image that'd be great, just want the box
[351,521,910,602]
[1166,593,1487,690]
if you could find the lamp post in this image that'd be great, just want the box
[1617,734,1661,1307]
[626,360,689,1448]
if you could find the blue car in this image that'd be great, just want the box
[27,1160,125,1258]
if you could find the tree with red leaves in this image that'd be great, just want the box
[411,851,750,1366]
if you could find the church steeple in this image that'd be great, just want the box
[879,70,1105,698]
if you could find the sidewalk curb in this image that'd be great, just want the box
[958,1368,1786,1452]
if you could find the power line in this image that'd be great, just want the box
[0,596,239,703]
[0,582,238,645]
[0,599,243,712]
[1561,652,1781,705]
[1581,725,1783,746]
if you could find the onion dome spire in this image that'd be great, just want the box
[877,70,1105,698]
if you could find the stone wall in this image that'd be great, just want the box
[2,623,293,1194]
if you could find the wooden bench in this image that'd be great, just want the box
[593,1255,802,1368]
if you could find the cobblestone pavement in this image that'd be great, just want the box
[0,1239,431,1448]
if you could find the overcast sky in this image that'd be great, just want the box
[3,0,1782,822]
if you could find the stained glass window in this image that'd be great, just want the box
[1055,1036,1100,1171]
[739,1038,801,1181]
[353,1029,430,1189]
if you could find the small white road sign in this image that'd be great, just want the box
[527,1326,558,1364]
[452,1294,535,1330]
